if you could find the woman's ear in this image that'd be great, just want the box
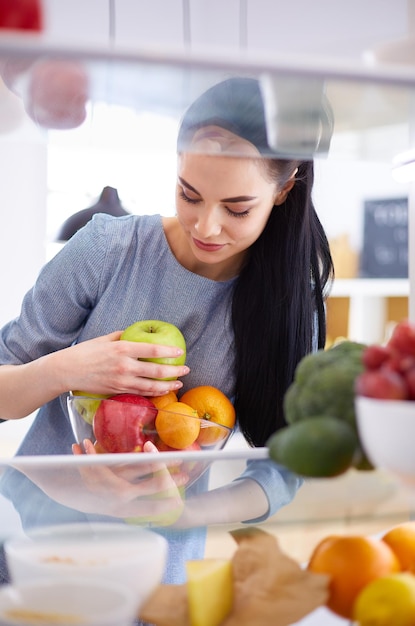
[273,178,296,206]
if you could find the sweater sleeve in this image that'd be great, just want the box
[0,215,109,364]
[233,458,303,523]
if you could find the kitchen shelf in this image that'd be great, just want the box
[330,278,409,298]
[328,278,409,343]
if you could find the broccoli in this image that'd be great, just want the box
[284,341,366,429]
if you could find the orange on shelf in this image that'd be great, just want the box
[382,522,415,573]
[307,534,401,619]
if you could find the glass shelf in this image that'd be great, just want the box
[1,33,415,162]
[2,452,403,625]
[0,448,412,534]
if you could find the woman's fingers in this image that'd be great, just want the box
[114,339,189,386]
[71,439,187,521]
[65,334,189,396]
[95,331,124,342]
[117,338,185,360]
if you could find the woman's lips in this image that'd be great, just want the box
[193,237,225,252]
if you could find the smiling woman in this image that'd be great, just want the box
[0,76,333,589]
[170,146,285,281]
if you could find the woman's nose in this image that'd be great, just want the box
[194,208,222,238]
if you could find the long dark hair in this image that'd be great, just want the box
[233,159,333,446]
[178,77,334,447]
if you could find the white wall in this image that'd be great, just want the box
[314,158,409,252]
[0,124,47,327]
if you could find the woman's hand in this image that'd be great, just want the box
[70,440,188,523]
[59,331,189,397]
[0,330,190,420]
[14,442,188,524]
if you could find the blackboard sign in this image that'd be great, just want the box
[359,197,408,279]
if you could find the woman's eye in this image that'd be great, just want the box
[179,189,200,204]
[225,207,251,218]
[179,187,250,217]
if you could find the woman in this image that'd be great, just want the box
[0,77,334,584]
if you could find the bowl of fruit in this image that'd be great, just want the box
[355,320,415,487]
[67,386,235,486]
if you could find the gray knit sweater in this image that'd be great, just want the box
[0,213,301,583]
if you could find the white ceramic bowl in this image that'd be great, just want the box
[355,395,415,487]
[0,578,137,626]
[4,522,167,612]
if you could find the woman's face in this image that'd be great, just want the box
[175,127,288,280]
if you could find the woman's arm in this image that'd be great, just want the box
[0,357,65,420]
[0,332,188,420]
[174,460,302,528]
[173,478,270,528]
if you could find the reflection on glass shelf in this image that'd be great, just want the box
[0,451,413,534]
[1,34,415,162]
[0,449,268,531]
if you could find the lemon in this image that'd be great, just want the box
[353,572,415,626]
[266,415,358,477]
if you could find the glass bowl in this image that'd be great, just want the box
[4,522,167,613]
[355,395,415,488]
[67,394,233,487]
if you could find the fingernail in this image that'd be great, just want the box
[182,366,190,375]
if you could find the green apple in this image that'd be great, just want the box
[70,391,110,424]
[120,320,186,381]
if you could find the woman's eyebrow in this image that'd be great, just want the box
[178,177,200,195]
[221,195,258,203]
[178,176,257,203]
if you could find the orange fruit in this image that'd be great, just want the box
[151,391,178,410]
[180,385,235,445]
[382,523,415,572]
[154,436,201,453]
[155,401,200,450]
[307,534,401,619]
